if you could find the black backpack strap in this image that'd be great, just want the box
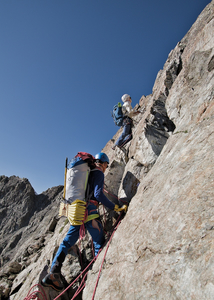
[85,167,103,203]
[123,116,133,126]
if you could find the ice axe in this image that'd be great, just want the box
[63,157,68,200]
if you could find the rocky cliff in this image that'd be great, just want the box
[1,1,214,299]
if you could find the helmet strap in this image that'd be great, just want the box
[95,162,104,173]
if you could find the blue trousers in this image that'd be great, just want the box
[50,219,105,273]
[115,123,132,148]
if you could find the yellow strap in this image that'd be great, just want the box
[84,170,90,192]
[85,214,100,223]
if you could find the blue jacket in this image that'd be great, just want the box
[88,168,115,210]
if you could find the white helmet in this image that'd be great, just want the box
[121,94,131,102]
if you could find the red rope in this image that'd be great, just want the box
[79,208,88,240]
[24,207,123,300]
[53,253,98,300]
[78,206,89,270]
[91,213,123,300]
[70,271,88,300]
[103,189,118,200]
[24,284,48,300]
[54,212,123,300]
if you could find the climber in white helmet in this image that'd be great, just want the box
[112,94,140,150]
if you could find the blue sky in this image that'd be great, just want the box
[0,0,210,194]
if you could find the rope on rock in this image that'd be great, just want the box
[23,284,48,300]
[24,205,124,300]
[91,216,122,300]
[53,252,98,300]
[53,212,123,300]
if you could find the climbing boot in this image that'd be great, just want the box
[41,273,64,291]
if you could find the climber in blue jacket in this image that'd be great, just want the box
[42,152,126,291]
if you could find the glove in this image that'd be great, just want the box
[114,204,128,213]
[114,204,120,212]
[121,204,128,212]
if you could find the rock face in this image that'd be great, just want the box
[0,1,214,299]
[0,176,65,299]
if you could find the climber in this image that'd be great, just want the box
[112,94,140,150]
[41,152,127,292]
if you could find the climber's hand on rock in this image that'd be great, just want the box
[121,204,128,212]
[114,204,128,213]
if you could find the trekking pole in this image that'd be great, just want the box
[63,157,68,199]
